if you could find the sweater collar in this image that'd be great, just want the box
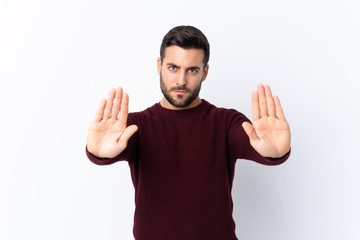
[152,99,212,116]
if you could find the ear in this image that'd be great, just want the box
[202,64,209,82]
[157,58,162,75]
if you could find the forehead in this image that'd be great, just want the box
[163,45,204,68]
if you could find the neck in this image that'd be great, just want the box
[160,97,202,110]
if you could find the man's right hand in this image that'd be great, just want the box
[86,87,138,158]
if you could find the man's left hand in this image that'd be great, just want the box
[242,84,291,158]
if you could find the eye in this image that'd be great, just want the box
[169,66,177,71]
[189,69,198,74]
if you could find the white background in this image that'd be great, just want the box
[1,0,359,239]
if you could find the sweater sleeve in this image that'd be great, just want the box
[85,113,139,165]
[227,110,290,166]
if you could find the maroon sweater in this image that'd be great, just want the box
[86,100,290,240]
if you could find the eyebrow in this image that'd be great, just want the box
[166,63,201,70]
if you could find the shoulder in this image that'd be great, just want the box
[198,100,250,133]
[205,100,249,123]
[127,103,159,125]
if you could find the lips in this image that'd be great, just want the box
[174,90,187,95]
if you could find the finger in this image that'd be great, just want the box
[93,98,106,123]
[119,93,130,127]
[274,96,286,121]
[103,88,116,120]
[242,122,259,143]
[265,85,276,118]
[251,90,260,121]
[257,83,268,117]
[120,125,138,143]
[111,87,123,120]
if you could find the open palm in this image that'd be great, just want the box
[87,87,138,158]
[242,84,291,158]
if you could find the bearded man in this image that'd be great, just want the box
[86,25,291,240]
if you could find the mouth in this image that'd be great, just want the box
[173,90,187,95]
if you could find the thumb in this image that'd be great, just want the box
[122,124,138,140]
[242,121,258,142]
[117,124,138,147]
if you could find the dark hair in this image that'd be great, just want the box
[160,25,210,67]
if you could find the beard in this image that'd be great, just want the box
[160,72,202,108]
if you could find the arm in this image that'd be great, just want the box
[242,84,291,158]
[86,87,138,159]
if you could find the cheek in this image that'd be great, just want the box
[188,75,203,86]
[161,71,176,83]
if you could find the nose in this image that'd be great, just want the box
[176,70,186,86]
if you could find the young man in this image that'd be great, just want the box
[86,26,291,240]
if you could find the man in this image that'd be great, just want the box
[86,25,291,240]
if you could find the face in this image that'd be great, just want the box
[157,45,209,110]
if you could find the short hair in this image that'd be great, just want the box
[160,25,210,67]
